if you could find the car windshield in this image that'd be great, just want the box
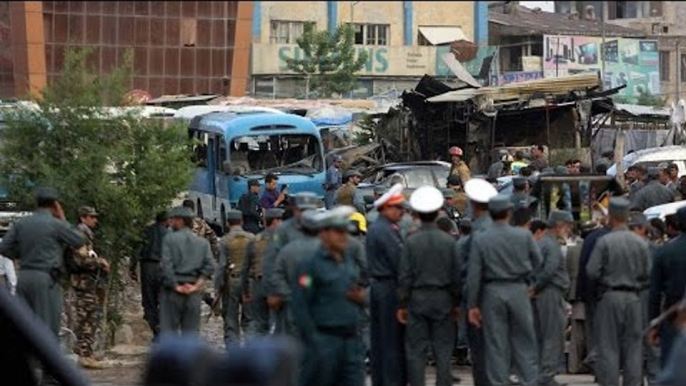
[379,168,435,188]
[228,134,323,175]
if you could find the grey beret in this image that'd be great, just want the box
[293,192,321,209]
[169,206,194,219]
[226,210,242,221]
[609,197,630,217]
[548,210,574,225]
[265,208,284,220]
[36,187,59,202]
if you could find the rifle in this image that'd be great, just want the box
[205,264,234,323]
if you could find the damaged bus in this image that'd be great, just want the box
[187,112,326,229]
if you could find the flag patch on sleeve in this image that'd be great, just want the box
[298,274,312,288]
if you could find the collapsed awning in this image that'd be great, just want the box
[418,27,469,46]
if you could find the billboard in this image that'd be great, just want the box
[543,35,659,103]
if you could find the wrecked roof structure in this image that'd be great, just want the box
[390,72,621,172]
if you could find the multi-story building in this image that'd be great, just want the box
[250,1,489,98]
[555,1,686,103]
[0,1,253,99]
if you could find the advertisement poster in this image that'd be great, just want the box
[435,46,498,78]
[543,35,659,103]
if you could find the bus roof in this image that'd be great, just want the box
[174,105,284,120]
[198,112,319,138]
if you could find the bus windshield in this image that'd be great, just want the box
[228,133,324,176]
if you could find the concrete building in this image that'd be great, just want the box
[250,1,489,98]
[0,1,253,99]
[555,1,686,103]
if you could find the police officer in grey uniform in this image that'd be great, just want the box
[0,187,85,338]
[533,211,572,386]
[241,208,283,337]
[458,178,498,386]
[630,167,675,211]
[398,186,461,386]
[586,198,651,386]
[159,206,215,335]
[268,210,322,336]
[468,194,542,386]
[216,209,254,343]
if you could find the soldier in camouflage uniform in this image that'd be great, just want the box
[71,206,110,369]
[216,210,255,344]
[241,208,283,337]
[183,199,219,260]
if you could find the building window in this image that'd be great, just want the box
[660,51,670,81]
[681,54,686,82]
[349,23,389,46]
[608,1,662,19]
[270,21,309,44]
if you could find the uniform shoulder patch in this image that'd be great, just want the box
[298,274,313,288]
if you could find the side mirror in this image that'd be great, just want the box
[222,160,232,174]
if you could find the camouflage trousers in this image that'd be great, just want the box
[73,288,99,358]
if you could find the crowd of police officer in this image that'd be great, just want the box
[7,142,686,386]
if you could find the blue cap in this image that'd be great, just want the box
[488,194,513,212]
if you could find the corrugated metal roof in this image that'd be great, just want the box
[490,5,646,38]
[614,103,671,117]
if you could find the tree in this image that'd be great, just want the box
[285,23,368,98]
[0,47,193,343]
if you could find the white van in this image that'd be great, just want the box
[607,146,686,178]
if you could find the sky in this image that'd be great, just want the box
[519,1,555,12]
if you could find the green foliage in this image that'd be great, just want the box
[0,46,193,266]
[285,23,368,98]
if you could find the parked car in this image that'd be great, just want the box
[644,201,686,220]
[358,161,451,200]
[607,146,686,177]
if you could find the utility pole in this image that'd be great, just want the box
[601,4,606,83]
[677,39,682,103]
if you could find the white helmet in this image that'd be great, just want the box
[410,186,444,213]
[464,178,498,203]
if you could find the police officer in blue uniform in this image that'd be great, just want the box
[366,184,407,386]
[291,206,366,386]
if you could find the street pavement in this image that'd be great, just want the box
[89,361,599,386]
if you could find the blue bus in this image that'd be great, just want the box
[186,112,326,228]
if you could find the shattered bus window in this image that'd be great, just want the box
[228,133,324,175]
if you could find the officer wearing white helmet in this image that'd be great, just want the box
[397,186,462,386]
[456,178,498,386]
[366,183,408,386]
